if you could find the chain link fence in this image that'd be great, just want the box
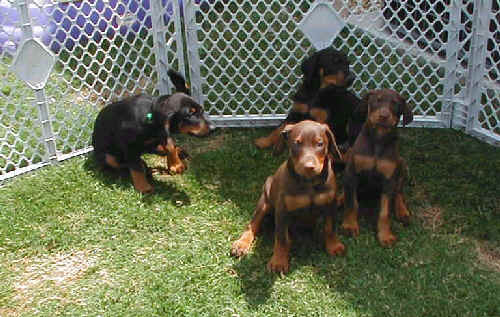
[1,0,498,182]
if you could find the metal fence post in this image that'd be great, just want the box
[16,0,57,164]
[150,0,171,95]
[441,0,461,128]
[464,0,491,133]
[172,0,186,78]
[182,0,204,105]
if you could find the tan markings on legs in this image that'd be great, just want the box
[376,159,397,179]
[324,214,345,256]
[165,137,186,174]
[255,125,283,149]
[284,195,311,212]
[267,229,291,274]
[354,154,375,173]
[309,108,328,123]
[105,154,121,169]
[130,169,153,193]
[377,194,397,246]
[394,192,410,224]
[231,192,271,257]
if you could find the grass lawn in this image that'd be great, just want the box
[0,127,499,316]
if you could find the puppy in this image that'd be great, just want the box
[231,121,345,274]
[341,89,413,246]
[304,85,367,151]
[254,47,355,150]
[92,70,214,193]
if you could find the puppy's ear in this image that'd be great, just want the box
[167,69,190,94]
[301,50,320,92]
[362,90,375,114]
[322,124,343,161]
[398,95,413,126]
[280,123,296,141]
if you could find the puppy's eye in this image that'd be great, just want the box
[190,108,197,115]
[317,141,324,147]
[294,139,302,145]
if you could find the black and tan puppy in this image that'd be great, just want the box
[341,89,413,246]
[254,47,355,150]
[92,69,214,193]
[306,85,367,150]
[231,120,345,274]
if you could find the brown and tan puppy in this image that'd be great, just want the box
[341,89,413,246]
[231,120,345,274]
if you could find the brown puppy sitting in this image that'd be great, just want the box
[342,89,413,246]
[231,120,345,274]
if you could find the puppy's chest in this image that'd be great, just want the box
[353,154,397,179]
[283,184,336,212]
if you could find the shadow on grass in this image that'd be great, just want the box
[83,154,191,206]
[186,127,500,315]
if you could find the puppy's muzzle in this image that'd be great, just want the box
[297,155,323,178]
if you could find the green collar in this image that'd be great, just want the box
[145,112,153,124]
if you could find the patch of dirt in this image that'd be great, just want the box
[416,206,444,232]
[10,250,99,314]
[183,132,227,155]
[476,242,500,273]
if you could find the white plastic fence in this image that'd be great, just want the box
[0,0,498,182]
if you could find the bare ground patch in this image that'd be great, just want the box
[6,250,107,316]
[416,206,444,232]
[475,242,500,273]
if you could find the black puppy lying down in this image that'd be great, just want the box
[92,70,214,193]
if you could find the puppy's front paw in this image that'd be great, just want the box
[267,254,289,274]
[378,231,397,247]
[341,221,360,237]
[169,161,186,174]
[230,239,251,258]
[326,239,345,256]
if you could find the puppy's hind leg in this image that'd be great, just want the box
[129,167,154,194]
[255,125,283,149]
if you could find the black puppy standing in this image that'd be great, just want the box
[92,70,214,193]
[254,47,364,152]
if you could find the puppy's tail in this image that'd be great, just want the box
[167,69,190,94]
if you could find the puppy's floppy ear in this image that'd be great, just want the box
[280,123,296,141]
[322,124,343,161]
[398,94,413,126]
[362,90,375,114]
[167,69,190,94]
[301,50,320,92]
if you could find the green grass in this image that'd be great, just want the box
[0,127,499,317]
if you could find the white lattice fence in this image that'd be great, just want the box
[0,0,498,182]
[0,0,183,181]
